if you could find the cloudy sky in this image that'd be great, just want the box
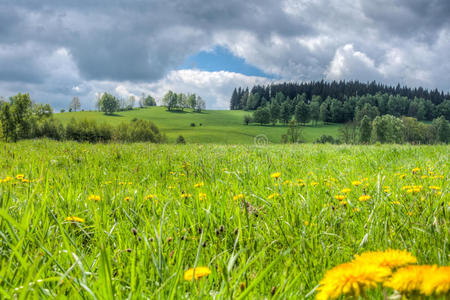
[0,0,449,109]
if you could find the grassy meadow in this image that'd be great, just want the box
[54,107,342,144]
[0,140,448,298]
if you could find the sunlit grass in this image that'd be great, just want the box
[0,140,448,298]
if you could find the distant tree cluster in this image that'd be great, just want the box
[162,91,206,112]
[231,81,450,124]
[0,93,165,143]
[0,93,53,142]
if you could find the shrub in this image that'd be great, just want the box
[190,123,196,127]
[176,135,186,144]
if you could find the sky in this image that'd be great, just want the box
[0,0,449,110]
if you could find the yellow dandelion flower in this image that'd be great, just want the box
[183,266,211,281]
[233,194,245,201]
[16,174,25,180]
[384,265,435,295]
[352,207,360,213]
[124,196,131,201]
[352,180,362,186]
[268,193,280,199]
[391,201,400,205]
[421,175,428,179]
[339,200,347,206]
[199,193,207,201]
[310,181,319,187]
[352,249,417,269]
[297,179,304,183]
[270,172,281,179]
[340,188,351,194]
[282,180,291,185]
[383,186,390,193]
[316,262,391,300]
[429,185,441,191]
[334,195,346,201]
[421,266,450,296]
[145,194,155,200]
[412,167,421,173]
[181,193,192,199]
[304,221,309,226]
[65,216,85,223]
[194,182,204,188]
[88,194,101,201]
[358,195,371,202]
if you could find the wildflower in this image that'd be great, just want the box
[383,186,391,193]
[412,167,421,173]
[199,193,207,201]
[352,207,360,213]
[304,221,309,226]
[282,180,291,185]
[145,194,155,200]
[88,194,101,201]
[268,193,279,199]
[399,174,406,179]
[316,262,391,300]
[358,195,371,202]
[65,216,85,223]
[183,266,211,281]
[16,174,25,180]
[334,195,346,201]
[233,194,244,201]
[352,249,417,269]
[392,201,400,205]
[429,186,441,191]
[194,182,204,188]
[339,200,347,206]
[421,175,428,179]
[181,193,192,199]
[352,180,362,186]
[340,188,351,194]
[124,196,131,201]
[270,172,281,179]
[310,181,319,187]
[421,266,450,296]
[384,265,435,295]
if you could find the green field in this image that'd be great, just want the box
[54,107,342,144]
[0,141,448,298]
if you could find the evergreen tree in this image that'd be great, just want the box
[295,100,309,125]
[309,96,321,125]
[269,101,280,125]
[319,102,329,124]
[280,102,291,124]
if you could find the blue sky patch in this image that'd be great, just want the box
[179,46,276,78]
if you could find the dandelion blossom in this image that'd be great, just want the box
[352,249,417,269]
[65,216,85,223]
[145,194,155,200]
[340,188,351,194]
[316,262,391,300]
[384,265,435,295]
[124,196,131,201]
[181,193,192,199]
[358,195,371,202]
[352,180,362,186]
[183,266,211,281]
[194,182,204,188]
[233,194,245,201]
[268,193,280,199]
[421,266,450,296]
[334,195,346,201]
[88,194,101,201]
[199,193,207,201]
[270,172,281,179]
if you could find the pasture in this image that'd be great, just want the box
[0,141,448,298]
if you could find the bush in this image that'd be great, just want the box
[176,135,186,144]
[190,123,196,127]
[316,135,338,144]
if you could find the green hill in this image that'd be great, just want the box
[54,107,342,144]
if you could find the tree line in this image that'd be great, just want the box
[231,81,450,124]
[162,91,205,112]
[0,93,164,143]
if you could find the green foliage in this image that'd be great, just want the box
[269,101,280,125]
[359,115,372,144]
[432,116,450,143]
[243,114,252,125]
[315,134,338,144]
[281,120,303,143]
[2,141,447,298]
[294,98,309,125]
[371,115,405,144]
[252,106,270,125]
[176,134,186,144]
[99,93,120,115]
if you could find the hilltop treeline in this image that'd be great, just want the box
[230,81,450,122]
[0,93,165,143]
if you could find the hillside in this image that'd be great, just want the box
[54,107,342,144]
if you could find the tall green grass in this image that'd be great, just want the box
[0,141,448,298]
